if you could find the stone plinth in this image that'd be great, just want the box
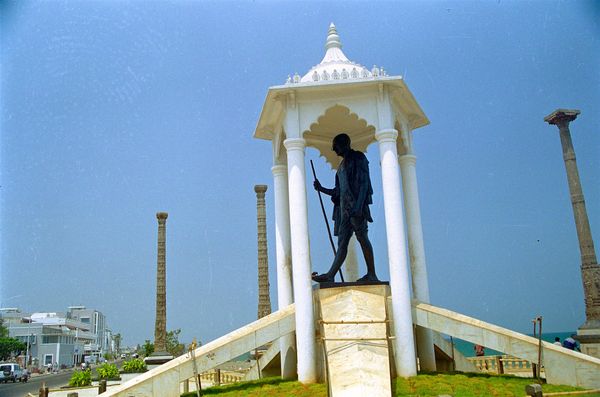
[316,285,392,397]
[576,328,600,359]
[144,353,174,369]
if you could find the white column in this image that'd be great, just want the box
[399,153,436,371]
[284,137,317,383]
[375,128,417,377]
[271,163,297,379]
[344,236,359,282]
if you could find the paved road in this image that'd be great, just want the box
[0,362,122,397]
[0,371,74,397]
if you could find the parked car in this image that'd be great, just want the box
[0,363,27,383]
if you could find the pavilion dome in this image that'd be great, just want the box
[286,23,387,84]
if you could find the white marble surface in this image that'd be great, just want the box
[318,285,393,397]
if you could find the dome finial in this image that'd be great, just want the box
[298,23,372,83]
[325,22,342,50]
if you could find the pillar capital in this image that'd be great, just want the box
[544,109,580,129]
[399,154,417,167]
[271,164,288,177]
[284,137,306,151]
[254,184,268,195]
[156,212,168,222]
[375,128,399,143]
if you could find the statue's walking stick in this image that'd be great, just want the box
[310,160,344,282]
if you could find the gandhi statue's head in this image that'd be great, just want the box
[332,133,351,157]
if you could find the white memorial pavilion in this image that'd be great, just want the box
[254,23,436,382]
[99,24,600,397]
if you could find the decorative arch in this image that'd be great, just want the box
[302,105,376,169]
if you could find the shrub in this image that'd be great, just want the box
[97,363,119,379]
[122,358,147,373]
[68,369,92,387]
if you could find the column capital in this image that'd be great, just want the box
[156,212,168,221]
[399,154,417,167]
[375,128,399,143]
[544,109,580,128]
[254,185,268,194]
[271,164,288,177]
[284,137,306,151]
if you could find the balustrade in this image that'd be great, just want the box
[467,355,545,377]
[190,369,245,386]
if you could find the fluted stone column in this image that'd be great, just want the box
[399,153,436,371]
[284,137,317,383]
[146,212,173,365]
[255,185,272,319]
[376,129,417,377]
[545,109,600,357]
[155,212,168,353]
[271,163,297,379]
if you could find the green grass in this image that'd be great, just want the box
[181,373,600,397]
[181,377,326,397]
[394,373,597,396]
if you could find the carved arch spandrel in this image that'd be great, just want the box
[394,120,411,156]
[272,126,288,166]
[302,105,376,169]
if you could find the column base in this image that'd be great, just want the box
[144,352,174,368]
[575,324,600,359]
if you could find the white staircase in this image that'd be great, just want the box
[99,290,600,397]
[413,301,600,389]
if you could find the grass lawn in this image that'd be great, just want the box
[181,373,600,397]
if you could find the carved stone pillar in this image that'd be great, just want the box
[155,212,168,353]
[255,185,272,319]
[146,212,173,365]
[545,109,600,358]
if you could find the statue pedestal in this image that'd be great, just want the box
[316,284,393,397]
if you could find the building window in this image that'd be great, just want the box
[42,335,59,344]
[81,317,90,324]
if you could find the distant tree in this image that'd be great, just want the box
[0,337,26,361]
[0,319,9,338]
[140,330,184,358]
[113,333,122,354]
[142,340,154,357]
[166,329,185,357]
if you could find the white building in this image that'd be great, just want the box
[0,306,113,369]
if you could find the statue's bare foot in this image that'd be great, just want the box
[357,274,379,282]
[312,273,334,283]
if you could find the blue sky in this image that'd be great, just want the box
[1,1,598,347]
